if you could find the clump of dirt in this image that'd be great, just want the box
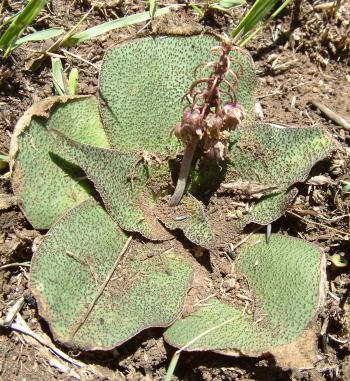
[289,1,350,66]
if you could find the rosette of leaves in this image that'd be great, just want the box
[10,34,334,366]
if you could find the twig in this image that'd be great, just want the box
[68,235,133,341]
[60,48,100,70]
[256,91,283,99]
[30,7,94,70]
[230,226,262,252]
[310,100,350,131]
[328,334,348,345]
[10,314,86,368]
[319,213,350,223]
[313,2,336,11]
[287,210,349,238]
[0,297,24,327]
[328,291,340,302]
[0,262,31,270]
[193,294,216,307]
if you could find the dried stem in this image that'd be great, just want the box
[68,235,133,342]
[310,99,350,131]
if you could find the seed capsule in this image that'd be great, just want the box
[207,140,228,160]
[205,113,223,133]
[182,108,202,129]
[222,102,245,128]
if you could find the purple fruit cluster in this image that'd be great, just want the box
[173,39,245,160]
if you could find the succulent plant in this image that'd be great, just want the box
[10,34,335,368]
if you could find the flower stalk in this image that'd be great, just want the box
[170,37,246,206]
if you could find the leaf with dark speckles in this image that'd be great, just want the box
[31,199,193,350]
[10,96,110,229]
[165,234,326,369]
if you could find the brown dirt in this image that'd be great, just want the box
[1,1,350,380]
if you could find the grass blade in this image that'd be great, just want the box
[231,0,279,40]
[148,0,157,18]
[67,6,177,45]
[0,153,9,162]
[0,0,48,54]
[51,57,65,96]
[190,3,205,16]
[13,27,64,48]
[163,351,180,381]
[68,68,79,95]
[239,0,292,46]
[211,0,245,11]
[28,7,94,71]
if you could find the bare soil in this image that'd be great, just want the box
[1,1,350,380]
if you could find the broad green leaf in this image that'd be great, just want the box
[234,187,298,230]
[228,123,335,190]
[10,96,110,229]
[99,35,256,153]
[31,199,193,349]
[50,130,172,240]
[192,122,335,230]
[157,195,214,249]
[165,234,325,369]
[156,194,214,249]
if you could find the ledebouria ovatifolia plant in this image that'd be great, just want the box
[10,33,335,369]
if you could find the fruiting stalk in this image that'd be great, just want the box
[169,37,245,206]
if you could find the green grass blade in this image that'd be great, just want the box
[190,3,205,16]
[231,0,280,40]
[13,27,64,48]
[163,352,180,381]
[68,68,79,95]
[51,57,66,95]
[0,0,48,53]
[211,0,245,11]
[67,6,177,45]
[239,0,292,47]
[148,0,157,18]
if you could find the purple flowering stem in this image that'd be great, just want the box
[169,137,199,207]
